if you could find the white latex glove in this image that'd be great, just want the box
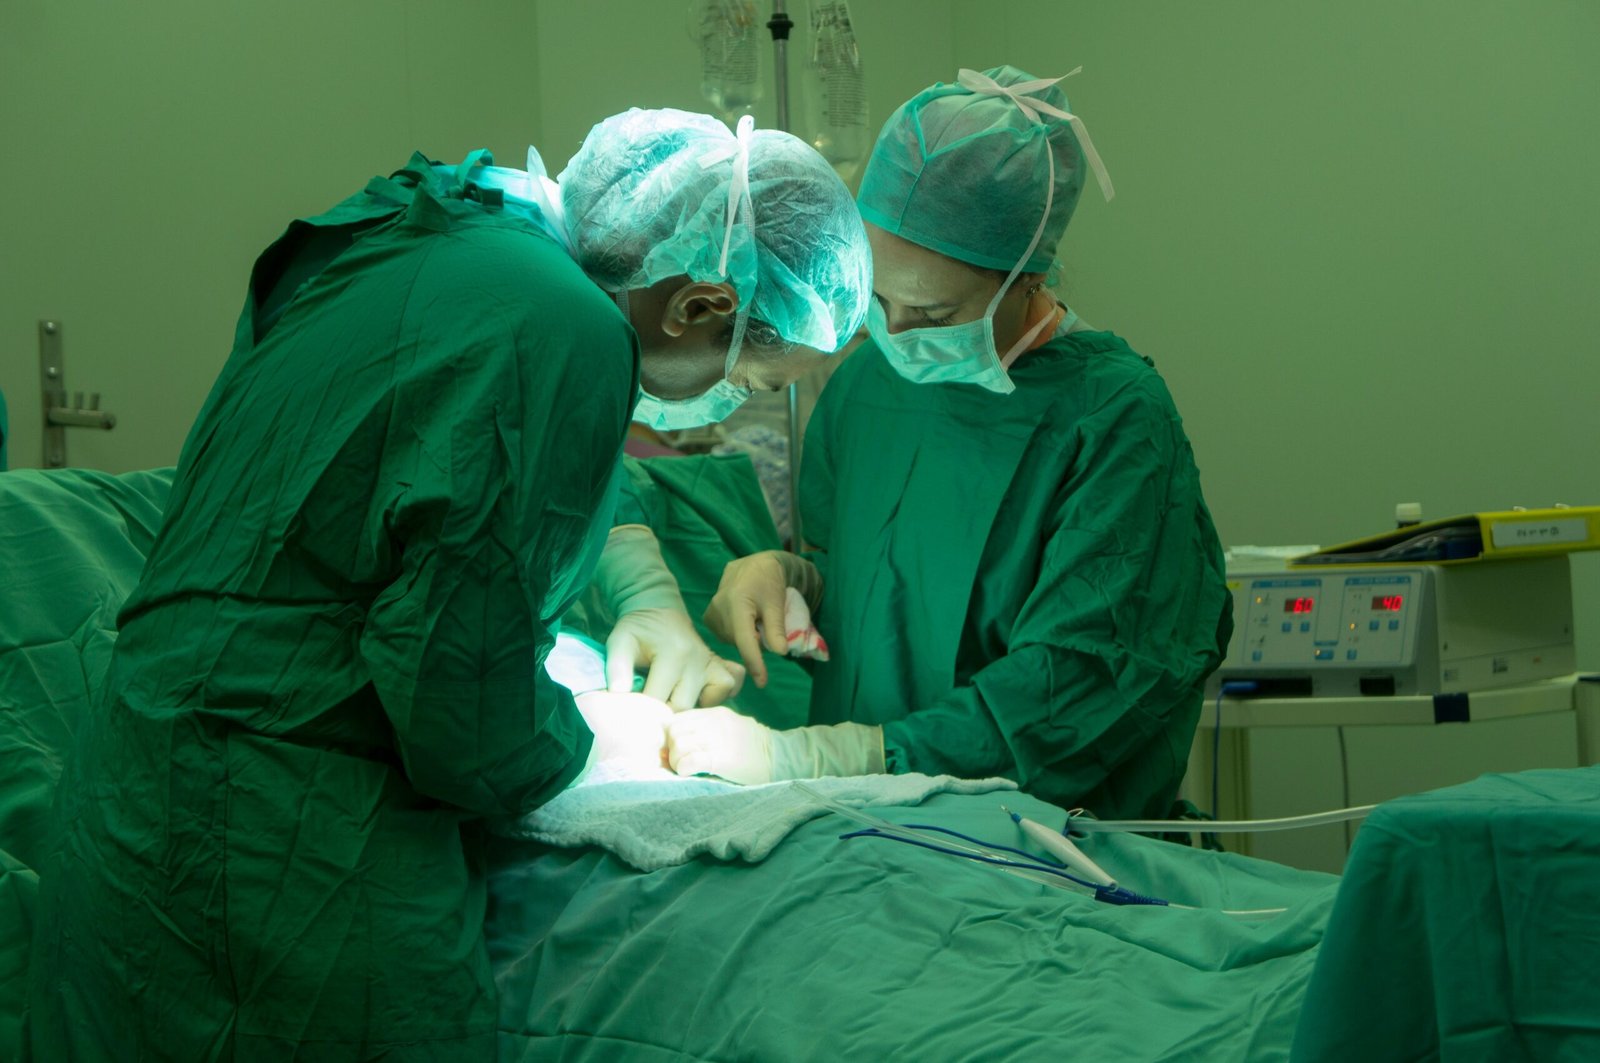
[666,707,884,786]
[703,551,823,688]
[595,525,746,709]
[605,607,746,709]
[575,690,674,769]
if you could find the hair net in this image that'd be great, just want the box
[857,65,1113,273]
[560,108,872,353]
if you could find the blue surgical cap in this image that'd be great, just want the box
[560,108,872,353]
[858,65,1109,273]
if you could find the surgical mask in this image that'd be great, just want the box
[868,69,1110,395]
[623,115,759,431]
[615,290,755,432]
[632,359,754,431]
[866,286,1056,396]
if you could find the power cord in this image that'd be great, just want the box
[1213,680,1260,827]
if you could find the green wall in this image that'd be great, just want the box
[0,0,543,474]
[948,0,1600,667]
[2,0,1595,665]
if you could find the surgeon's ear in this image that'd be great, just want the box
[660,281,740,338]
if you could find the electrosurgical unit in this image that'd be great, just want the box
[1208,555,1575,698]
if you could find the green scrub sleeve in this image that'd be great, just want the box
[608,458,661,532]
[359,282,634,818]
[882,378,1219,809]
[796,378,838,596]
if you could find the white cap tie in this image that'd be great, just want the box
[698,114,757,276]
[956,67,1114,201]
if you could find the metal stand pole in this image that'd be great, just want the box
[767,1,804,550]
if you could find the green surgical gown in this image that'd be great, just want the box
[27,156,638,1059]
[801,330,1230,821]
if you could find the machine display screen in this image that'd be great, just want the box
[1284,597,1315,614]
[1372,595,1404,612]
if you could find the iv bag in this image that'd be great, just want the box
[690,0,763,120]
[799,0,868,186]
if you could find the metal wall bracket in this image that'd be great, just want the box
[39,320,116,468]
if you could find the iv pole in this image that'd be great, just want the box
[766,1,805,551]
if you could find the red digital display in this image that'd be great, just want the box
[1372,595,1404,612]
[1284,597,1315,614]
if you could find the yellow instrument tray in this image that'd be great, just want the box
[1292,506,1600,566]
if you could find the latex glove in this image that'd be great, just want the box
[606,607,746,709]
[703,551,823,688]
[574,690,674,768]
[595,525,746,709]
[666,707,884,785]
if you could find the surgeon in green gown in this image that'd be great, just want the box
[672,67,1232,822]
[27,109,869,1060]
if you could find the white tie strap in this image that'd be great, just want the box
[955,67,1114,202]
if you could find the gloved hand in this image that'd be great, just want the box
[596,525,746,709]
[775,586,829,662]
[665,707,884,786]
[703,550,824,688]
[606,607,747,709]
[574,690,674,768]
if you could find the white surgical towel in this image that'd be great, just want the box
[504,762,1016,872]
[776,585,828,660]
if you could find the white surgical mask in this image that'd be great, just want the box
[632,363,753,431]
[866,282,1055,395]
[625,115,758,431]
[616,290,754,432]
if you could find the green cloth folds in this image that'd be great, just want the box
[27,154,638,1059]
[0,466,173,1061]
[800,332,1231,820]
[0,468,172,869]
[1292,767,1600,1061]
[487,789,1339,1060]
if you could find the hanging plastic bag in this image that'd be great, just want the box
[798,0,868,186]
[689,0,763,121]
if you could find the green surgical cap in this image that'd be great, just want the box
[561,108,872,353]
[858,65,1106,273]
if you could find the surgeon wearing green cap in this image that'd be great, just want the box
[28,109,871,1059]
[675,67,1232,823]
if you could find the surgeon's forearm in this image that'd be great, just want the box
[880,691,1015,781]
[771,550,824,613]
[593,524,687,614]
[772,721,885,778]
[384,669,595,816]
[561,727,602,793]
